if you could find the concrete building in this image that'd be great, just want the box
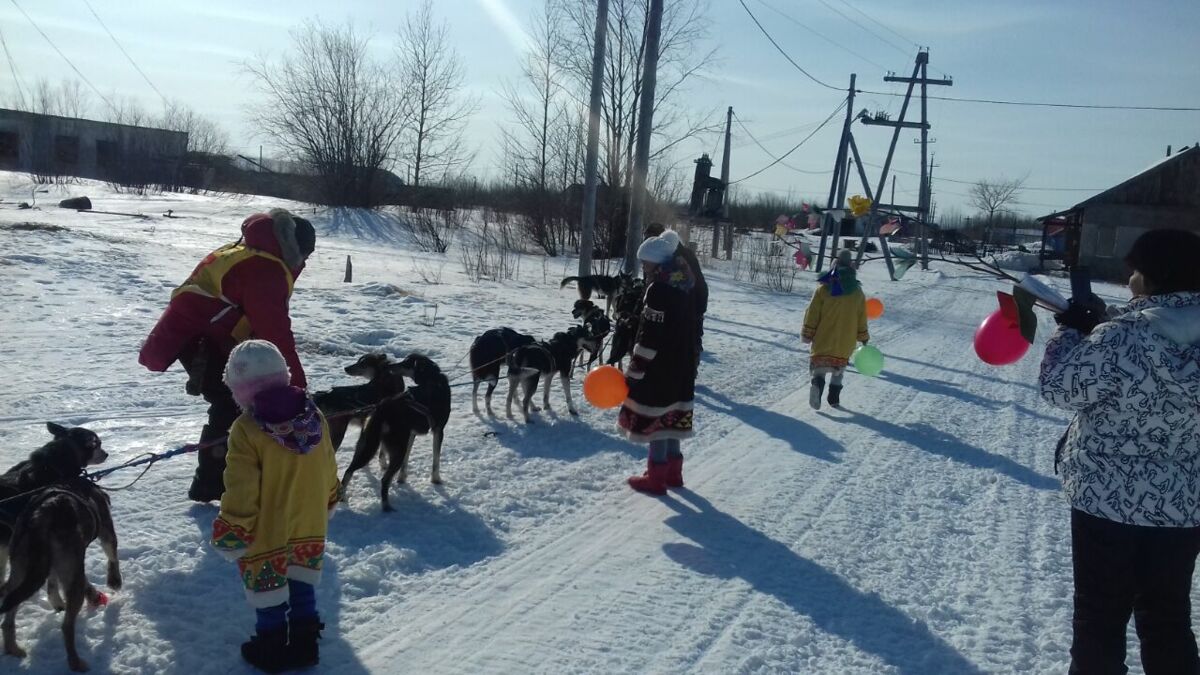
[1039,145,1200,280]
[0,108,188,185]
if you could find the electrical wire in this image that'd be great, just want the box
[736,0,843,92]
[833,0,919,50]
[814,0,912,58]
[82,0,167,105]
[858,86,1200,112]
[0,24,27,108]
[738,0,1200,113]
[754,0,891,73]
[862,162,1102,192]
[734,113,836,175]
[730,98,848,184]
[8,0,119,116]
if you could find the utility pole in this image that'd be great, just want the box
[716,105,732,260]
[577,0,609,276]
[815,74,856,273]
[857,50,952,277]
[623,0,663,273]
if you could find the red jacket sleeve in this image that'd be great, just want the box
[225,258,307,389]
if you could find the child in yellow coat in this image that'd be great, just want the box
[210,340,340,673]
[802,249,869,409]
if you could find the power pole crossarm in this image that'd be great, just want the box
[860,118,930,130]
[884,75,953,86]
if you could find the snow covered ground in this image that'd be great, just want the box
[0,172,1164,674]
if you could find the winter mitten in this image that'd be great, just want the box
[1054,298,1104,334]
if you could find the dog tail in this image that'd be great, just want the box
[351,406,385,468]
[559,276,581,289]
[0,516,53,613]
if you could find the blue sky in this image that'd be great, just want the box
[2,0,1197,215]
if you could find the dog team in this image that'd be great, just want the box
[0,210,709,672]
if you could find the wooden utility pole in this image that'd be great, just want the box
[623,0,663,273]
[815,74,856,273]
[714,105,732,260]
[577,0,609,276]
[858,50,952,276]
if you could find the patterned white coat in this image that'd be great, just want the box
[1040,292,1200,527]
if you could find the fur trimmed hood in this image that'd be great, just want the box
[241,209,307,270]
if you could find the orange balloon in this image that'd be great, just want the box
[865,297,884,320]
[583,365,629,409]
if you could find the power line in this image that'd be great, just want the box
[754,0,891,73]
[730,98,848,184]
[736,0,843,92]
[833,0,919,50]
[0,24,27,108]
[739,0,1200,113]
[82,0,167,105]
[814,0,912,58]
[733,113,835,174]
[8,0,118,116]
[858,86,1200,112]
[731,119,822,150]
[862,161,1102,192]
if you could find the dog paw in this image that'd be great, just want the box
[431,475,443,485]
[107,565,123,591]
[88,590,109,608]
[569,409,579,416]
[382,503,395,513]
[69,656,90,672]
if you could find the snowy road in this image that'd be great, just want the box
[0,175,1157,674]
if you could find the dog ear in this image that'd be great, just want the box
[47,422,69,438]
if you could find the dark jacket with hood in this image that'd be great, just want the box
[618,256,697,442]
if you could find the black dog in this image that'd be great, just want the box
[469,327,535,416]
[313,353,407,450]
[505,328,586,423]
[341,354,451,512]
[1,480,121,673]
[560,273,631,315]
[0,423,109,582]
[572,300,612,369]
[606,277,646,367]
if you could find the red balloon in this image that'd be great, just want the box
[974,310,1030,365]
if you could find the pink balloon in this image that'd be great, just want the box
[974,310,1030,365]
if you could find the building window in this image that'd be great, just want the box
[96,140,119,168]
[1095,225,1117,258]
[0,131,17,160]
[54,135,80,164]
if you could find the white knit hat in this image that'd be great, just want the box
[224,339,291,408]
[637,229,681,264]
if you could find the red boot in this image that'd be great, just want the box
[628,459,668,495]
[665,455,684,488]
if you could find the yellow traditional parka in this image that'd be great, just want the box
[211,388,340,608]
[802,263,870,370]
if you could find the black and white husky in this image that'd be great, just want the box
[505,328,587,423]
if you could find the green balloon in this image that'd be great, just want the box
[853,344,884,377]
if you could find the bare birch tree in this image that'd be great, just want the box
[159,100,230,156]
[969,177,1025,248]
[245,21,410,206]
[396,0,479,187]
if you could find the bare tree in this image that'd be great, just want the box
[396,0,479,187]
[159,100,230,156]
[969,177,1025,249]
[245,21,410,206]
[23,78,91,118]
[553,0,718,255]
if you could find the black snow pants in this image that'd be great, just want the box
[1070,508,1200,675]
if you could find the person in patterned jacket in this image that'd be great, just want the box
[802,249,869,409]
[1040,228,1200,674]
[210,340,340,673]
[620,230,697,495]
